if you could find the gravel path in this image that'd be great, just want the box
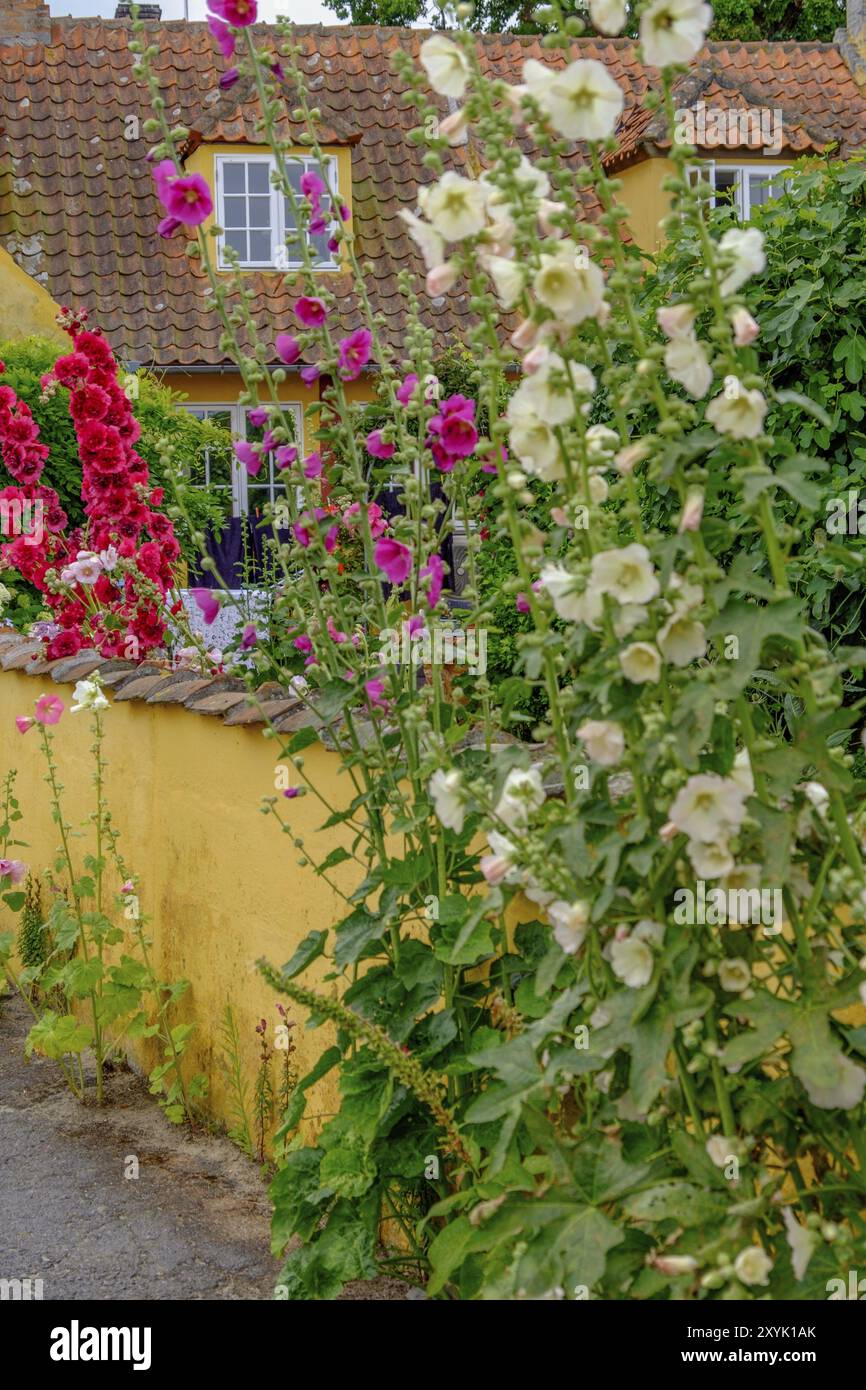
[0,994,408,1302]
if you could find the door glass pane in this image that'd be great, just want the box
[248,162,271,195]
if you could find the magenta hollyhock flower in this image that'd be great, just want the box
[160,173,213,227]
[241,623,257,649]
[440,414,478,457]
[151,159,176,201]
[0,859,26,885]
[270,58,286,81]
[396,374,418,406]
[300,365,320,386]
[338,203,350,222]
[516,593,530,614]
[303,452,323,479]
[293,518,312,548]
[275,333,301,365]
[364,677,389,711]
[338,329,373,382]
[15,716,34,734]
[406,613,424,637]
[420,553,444,608]
[191,588,220,625]
[300,170,326,203]
[207,14,235,58]
[282,787,300,799]
[366,429,395,460]
[157,216,182,240]
[208,0,258,26]
[327,235,340,254]
[34,693,64,725]
[247,405,269,428]
[219,68,240,91]
[374,537,412,585]
[429,440,455,474]
[295,296,327,327]
[260,430,277,454]
[327,616,348,644]
[293,634,313,654]
[275,445,298,470]
[235,440,261,477]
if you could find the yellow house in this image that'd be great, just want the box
[2,0,866,519]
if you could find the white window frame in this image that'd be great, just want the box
[214,153,340,271]
[688,161,790,221]
[182,402,304,518]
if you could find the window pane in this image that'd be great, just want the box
[223,196,247,228]
[248,230,272,262]
[223,163,246,194]
[248,162,271,194]
[749,173,774,209]
[224,229,247,260]
[248,196,271,228]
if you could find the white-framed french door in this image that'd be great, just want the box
[182,402,304,517]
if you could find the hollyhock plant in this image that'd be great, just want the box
[337,329,373,382]
[135,8,866,1306]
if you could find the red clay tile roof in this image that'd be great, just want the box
[1,21,865,368]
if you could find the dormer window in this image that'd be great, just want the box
[214,153,339,270]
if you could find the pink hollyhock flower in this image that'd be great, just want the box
[35,694,64,726]
[338,329,373,382]
[420,553,444,608]
[338,203,351,222]
[282,787,300,798]
[15,716,34,734]
[275,333,301,365]
[365,677,388,711]
[247,406,269,428]
[300,169,326,203]
[293,634,313,654]
[374,537,412,585]
[303,452,323,479]
[0,859,26,885]
[235,440,261,476]
[300,365,320,386]
[327,235,340,254]
[293,518,312,548]
[208,0,258,26]
[367,502,387,538]
[327,616,348,644]
[406,613,424,637]
[295,296,327,327]
[207,13,235,57]
[275,445,297,470]
[396,374,419,406]
[366,429,395,460]
[219,68,240,91]
[241,623,257,649]
[516,593,530,614]
[158,173,213,227]
[191,589,220,625]
[47,630,83,660]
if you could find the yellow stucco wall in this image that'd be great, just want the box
[0,666,355,1143]
[0,246,65,345]
[618,157,678,255]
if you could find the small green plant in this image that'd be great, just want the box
[254,1016,275,1164]
[218,1002,254,1156]
[17,875,46,976]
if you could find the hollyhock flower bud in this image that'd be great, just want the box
[275,333,301,365]
[510,318,539,352]
[678,487,705,533]
[426,262,458,296]
[438,107,469,145]
[656,302,696,339]
[731,306,760,346]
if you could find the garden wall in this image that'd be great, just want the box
[0,632,354,1139]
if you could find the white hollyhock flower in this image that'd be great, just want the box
[614,439,651,474]
[803,780,830,816]
[98,545,119,571]
[664,334,713,399]
[584,423,619,460]
[506,399,562,479]
[399,209,446,271]
[718,957,752,992]
[782,1207,817,1282]
[669,773,748,840]
[484,253,525,309]
[657,613,706,666]
[70,679,109,714]
[731,305,760,345]
[484,829,522,885]
[721,863,762,924]
[588,471,609,504]
[612,603,646,638]
[705,383,768,439]
[640,0,711,69]
[610,935,654,988]
[540,563,604,628]
[534,242,605,325]
[619,642,662,684]
[717,226,766,297]
[495,766,545,829]
[706,1134,737,1168]
[688,838,734,880]
[513,153,551,200]
[733,1246,773,1287]
[429,768,465,833]
[589,0,627,34]
[730,748,755,798]
[633,918,665,946]
[547,899,590,954]
[438,107,469,145]
[70,552,103,585]
[577,719,625,767]
[590,543,659,605]
[656,302,696,338]
[420,34,471,98]
[523,57,624,141]
[801,1052,866,1110]
[419,171,486,242]
[653,1253,699,1276]
[512,352,596,426]
[678,487,705,533]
